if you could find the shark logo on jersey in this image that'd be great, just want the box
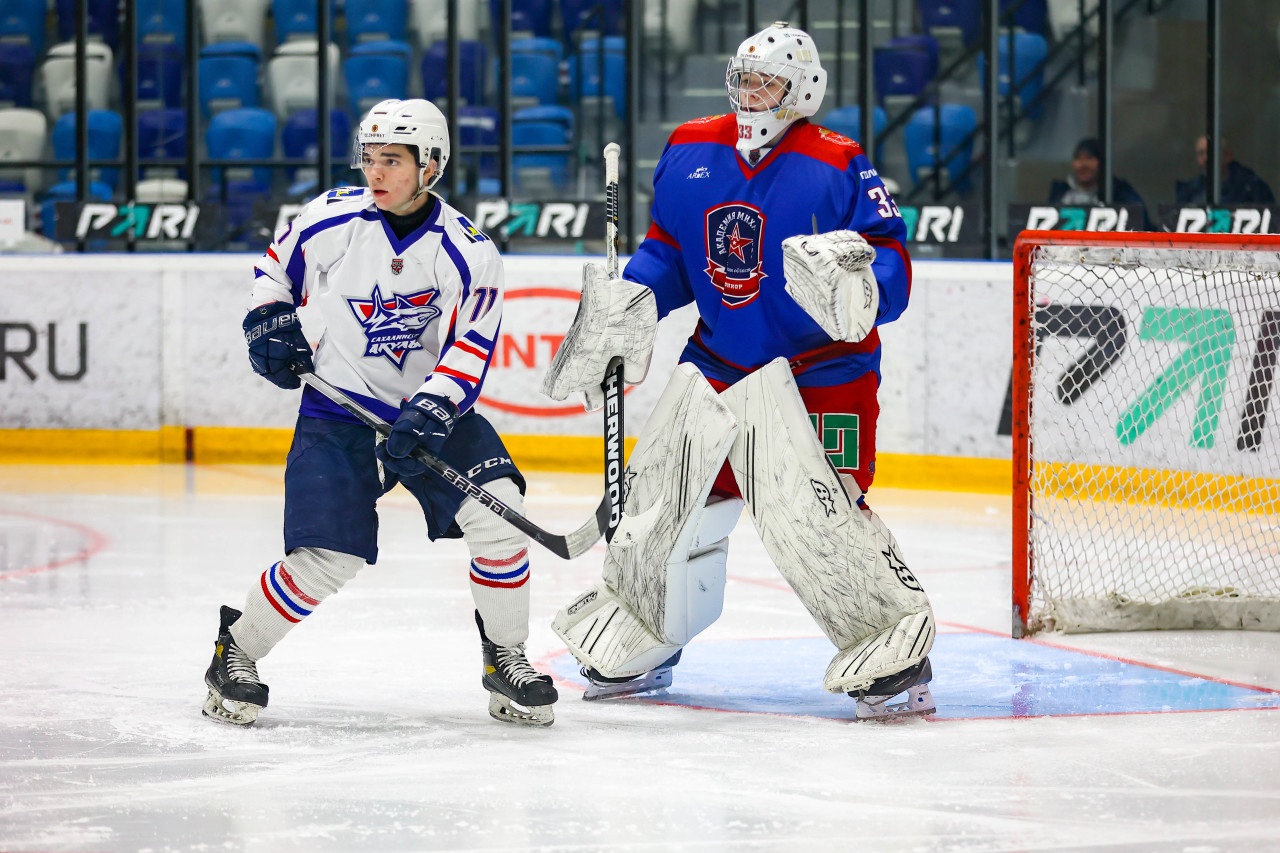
[346,282,442,371]
[704,202,767,308]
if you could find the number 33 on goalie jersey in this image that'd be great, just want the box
[250,187,503,424]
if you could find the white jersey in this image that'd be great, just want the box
[251,187,502,420]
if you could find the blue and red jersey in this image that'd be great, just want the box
[624,114,911,387]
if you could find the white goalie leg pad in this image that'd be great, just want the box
[552,363,740,677]
[719,357,934,693]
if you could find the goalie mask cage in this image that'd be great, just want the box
[1013,231,1280,637]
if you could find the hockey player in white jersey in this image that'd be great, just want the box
[202,99,558,727]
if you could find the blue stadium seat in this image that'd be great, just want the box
[456,105,499,180]
[511,52,559,105]
[884,34,940,81]
[511,36,564,61]
[904,104,978,189]
[349,39,412,61]
[513,104,572,136]
[513,120,569,192]
[567,50,625,118]
[345,0,408,47]
[137,108,186,178]
[282,108,351,193]
[201,40,263,61]
[138,0,186,50]
[576,36,625,55]
[917,0,981,47]
[52,109,123,189]
[345,53,409,115]
[0,0,47,58]
[57,0,119,50]
[272,0,336,43]
[821,105,887,158]
[422,40,487,106]
[199,50,261,116]
[206,107,276,193]
[492,0,553,38]
[560,0,623,43]
[134,43,184,110]
[0,44,36,109]
[874,44,934,107]
[980,31,1049,116]
[1002,0,1048,35]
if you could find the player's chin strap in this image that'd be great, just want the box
[292,368,611,560]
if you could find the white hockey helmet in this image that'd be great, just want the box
[726,22,827,160]
[352,98,450,192]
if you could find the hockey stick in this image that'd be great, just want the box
[601,142,625,543]
[294,369,609,560]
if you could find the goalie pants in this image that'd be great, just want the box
[229,413,532,659]
[705,371,879,498]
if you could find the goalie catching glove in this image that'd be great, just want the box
[540,262,658,412]
[782,230,880,343]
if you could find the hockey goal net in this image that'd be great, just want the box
[1013,231,1280,636]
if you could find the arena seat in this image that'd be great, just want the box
[513,120,569,193]
[980,31,1049,117]
[40,41,113,118]
[52,109,122,189]
[560,0,623,43]
[0,108,47,194]
[137,108,186,179]
[266,41,343,118]
[206,107,277,194]
[134,43,184,110]
[511,52,560,106]
[903,104,978,190]
[422,40,487,106]
[345,53,409,115]
[491,0,553,38]
[874,43,935,112]
[201,0,270,46]
[456,105,499,180]
[0,0,47,58]
[0,44,36,109]
[56,0,119,50]
[138,0,186,50]
[272,0,337,43]
[346,0,408,47]
[199,48,262,116]
[282,108,351,194]
[511,36,563,61]
[410,0,482,45]
[917,0,982,48]
[821,105,887,159]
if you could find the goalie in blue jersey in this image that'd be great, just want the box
[542,22,936,720]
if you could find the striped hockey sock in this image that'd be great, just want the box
[457,478,531,647]
[230,547,364,661]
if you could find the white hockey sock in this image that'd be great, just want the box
[230,547,364,661]
[456,478,531,647]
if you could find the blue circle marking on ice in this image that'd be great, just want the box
[548,634,1280,720]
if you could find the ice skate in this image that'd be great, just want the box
[582,650,681,701]
[476,612,557,726]
[202,605,269,726]
[849,656,935,721]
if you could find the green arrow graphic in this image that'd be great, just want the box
[1116,307,1235,448]
[506,204,539,237]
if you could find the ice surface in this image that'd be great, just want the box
[2,465,1279,852]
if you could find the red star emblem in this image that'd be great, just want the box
[726,223,753,262]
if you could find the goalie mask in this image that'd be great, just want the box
[727,22,827,162]
[352,98,450,194]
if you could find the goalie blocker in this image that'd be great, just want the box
[553,358,936,716]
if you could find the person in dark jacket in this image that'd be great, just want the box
[1048,138,1150,228]
[1175,136,1275,205]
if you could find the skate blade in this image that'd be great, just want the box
[202,689,262,726]
[855,683,936,722]
[582,667,672,701]
[488,693,554,727]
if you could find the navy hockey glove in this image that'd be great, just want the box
[376,392,460,477]
[243,302,314,389]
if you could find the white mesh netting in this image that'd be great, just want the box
[1025,242,1280,633]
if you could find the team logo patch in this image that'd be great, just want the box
[704,202,767,308]
[457,214,488,243]
[346,282,441,371]
[390,257,403,275]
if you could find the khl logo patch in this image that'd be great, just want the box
[704,202,767,308]
[346,282,441,371]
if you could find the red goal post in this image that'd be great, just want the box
[1013,230,1280,637]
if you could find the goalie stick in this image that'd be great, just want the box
[294,369,609,560]
[601,142,625,543]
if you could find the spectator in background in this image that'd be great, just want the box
[1048,137,1150,228]
[1175,135,1275,205]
